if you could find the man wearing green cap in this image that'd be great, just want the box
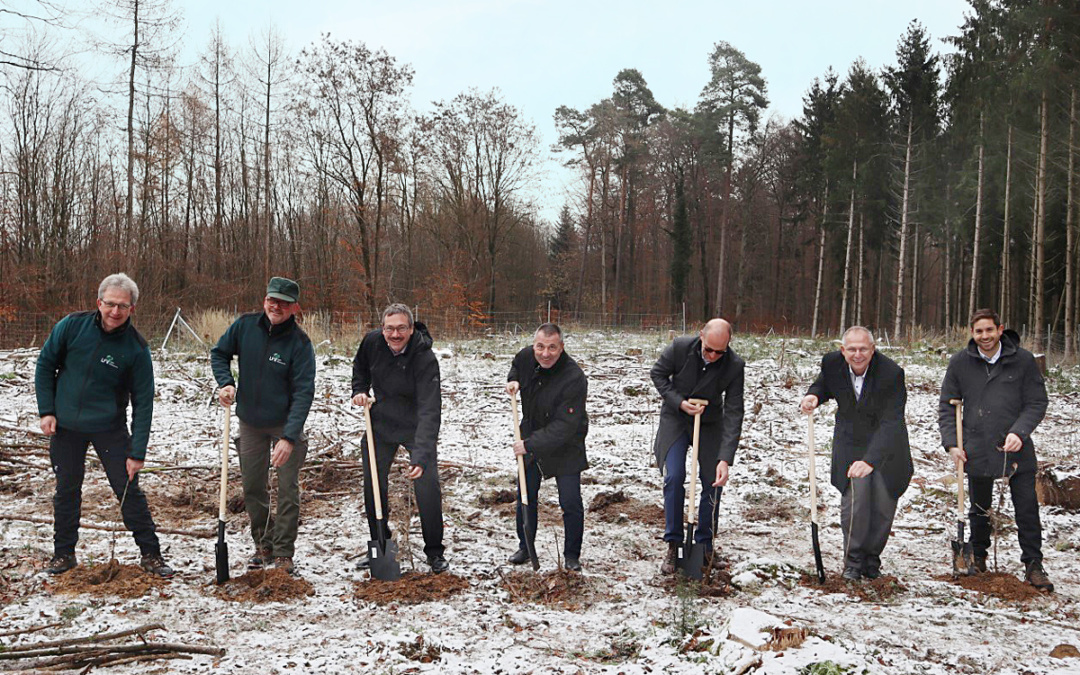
[211,277,316,575]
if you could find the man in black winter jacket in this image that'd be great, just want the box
[939,308,1052,591]
[211,277,316,576]
[801,326,912,581]
[506,323,589,571]
[35,273,173,577]
[352,304,447,573]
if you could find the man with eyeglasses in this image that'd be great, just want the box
[35,273,173,577]
[351,303,447,574]
[651,318,745,575]
[800,326,912,581]
[211,277,316,576]
[505,323,589,571]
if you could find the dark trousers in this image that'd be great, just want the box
[515,460,584,559]
[839,472,898,571]
[969,470,1042,564]
[663,433,723,548]
[361,436,444,559]
[236,421,308,558]
[49,426,160,557]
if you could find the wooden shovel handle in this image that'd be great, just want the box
[807,409,818,525]
[362,400,384,520]
[219,405,230,521]
[511,394,528,507]
[950,399,965,514]
[686,399,708,525]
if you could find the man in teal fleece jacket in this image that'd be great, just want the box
[35,273,173,577]
[211,277,316,575]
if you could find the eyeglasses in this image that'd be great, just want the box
[703,346,725,356]
[265,297,295,307]
[382,325,411,335]
[101,301,132,311]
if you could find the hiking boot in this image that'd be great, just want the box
[842,566,862,582]
[508,548,530,565]
[973,556,987,574]
[863,566,881,580]
[248,546,274,570]
[140,554,175,578]
[428,555,449,574]
[1025,561,1054,592]
[660,542,678,575]
[564,556,582,572]
[355,554,371,570]
[46,553,77,575]
[273,557,296,576]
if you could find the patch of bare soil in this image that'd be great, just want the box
[800,572,906,602]
[478,488,562,525]
[1051,644,1080,659]
[214,568,314,603]
[500,569,606,610]
[588,490,664,525]
[353,571,469,605]
[938,571,1046,601]
[479,489,516,506]
[50,562,168,599]
[1036,466,1080,510]
[657,560,736,598]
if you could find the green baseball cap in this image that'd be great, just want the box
[266,277,299,303]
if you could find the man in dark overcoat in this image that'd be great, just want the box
[506,323,589,571]
[650,318,745,575]
[800,326,912,581]
[938,308,1051,591]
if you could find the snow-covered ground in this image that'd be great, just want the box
[1,331,1079,674]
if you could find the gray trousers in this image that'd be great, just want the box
[840,472,898,571]
[237,420,308,558]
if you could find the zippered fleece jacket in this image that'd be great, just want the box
[35,311,155,459]
[210,312,316,443]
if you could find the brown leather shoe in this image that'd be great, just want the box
[46,553,77,575]
[973,556,987,574]
[1025,561,1053,592]
[273,556,296,576]
[248,546,274,570]
[660,542,678,575]
[140,554,175,578]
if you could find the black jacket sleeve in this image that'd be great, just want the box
[863,366,906,468]
[718,363,744,465]
[1010,352,1048,442]
[650,340,684,411]
[410,351,442,467]
[938,357,962,450]
[806,354,834,405]
[282,339,316,443]
[351,336,372,397]
[210,320,240,388]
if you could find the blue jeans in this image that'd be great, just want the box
[663,432,722,548]
[515,461,584,559]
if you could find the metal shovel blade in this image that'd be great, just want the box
[952,521,975,577]
[676,529,704,581]
[811,522,825,584]
[215,520,230,584]
[368,538,401,581]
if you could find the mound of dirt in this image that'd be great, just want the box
[214,568,314,603]
[500,569,604,609]
[1051,644,1080,659]
[588,490,664,525]
[658,566,736,598]
[1036,467,1080,510]
[941,571,1046,601]
[801,572,906,602]
[50,562,168,599]
[479,489,516,506]
[353,571,469,605]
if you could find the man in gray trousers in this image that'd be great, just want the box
[800,326,912,581]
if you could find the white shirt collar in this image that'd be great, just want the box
[979,343,1002,364]
[848,365,866,398]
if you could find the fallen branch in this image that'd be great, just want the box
[0,513,214,539]
[0,621,63,638]
[0,624,165,654]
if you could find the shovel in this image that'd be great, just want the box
[510,393,540,570]
[806,410,826,583]
[676,398,709,580]
[949,398,975,576]
[362,399,401,581]
[215,404,231,584]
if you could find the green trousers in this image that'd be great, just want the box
[237,420,308,558]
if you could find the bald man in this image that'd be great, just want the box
[800,326,912,581]
[651,319,745,575]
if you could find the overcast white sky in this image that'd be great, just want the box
[175,0,971,222]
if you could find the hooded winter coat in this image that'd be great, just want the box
[508,346,589,478]
[650,336,745,471]
[807,350,913,499]
[351,322,441,468]
[938,329,1048,478]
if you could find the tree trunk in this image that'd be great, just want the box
[1001,125,1013,325]
[810,185,828,338]
[857,212,865,326]
[1065,87,1075,361]
[969,111,985,320]
[893,116,913,340]
[839,159,857,334]
[911,223,919,335]
[945,217,952,329]
[714,113,736,317]
[574,167,596,315]
[1034,88,1049,351]
[125,0,139,239]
